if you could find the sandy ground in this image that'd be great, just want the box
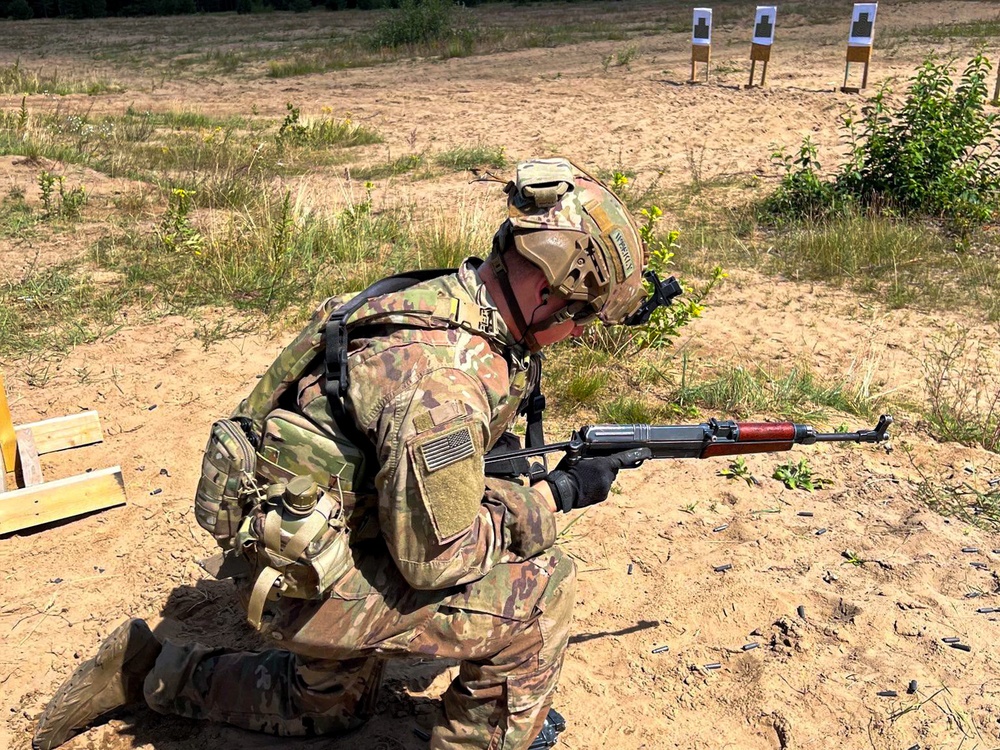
[2,2,1000,749]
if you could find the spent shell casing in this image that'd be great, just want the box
[627,563,634,575]
[942,637,961,644]
[796,605,806,619]
[815,528,828,536]
[976,607,996,614]
[741,643,759,651]
[797,511,814,517]
[876,690,898,698]
[651,645,670,654]
[907,680,918,695]
[704,663,722,670]
[949,642,972,652]
[962,547,980,553]
[714,563,733,573]
[713,524,729,533]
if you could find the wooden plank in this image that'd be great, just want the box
[750,42,771,62]
[0,466,126,535]
[17,411,103,456]
[15,428,44,487]
[0,373,16,474]
[846,44,872,64]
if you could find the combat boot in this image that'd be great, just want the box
[528,708,566,749]
[33,618,161,750]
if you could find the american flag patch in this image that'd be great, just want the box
[420,426,475,472]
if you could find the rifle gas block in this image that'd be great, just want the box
[484,415,893,468]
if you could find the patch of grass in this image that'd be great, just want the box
[124,106,252,131]
[565,373,607,406]
[673,360,886,423]
[0,188,35,238]
[0,61,121,96]
[690,212,1000,320]
[922,328,1000,453]
[434,144,507,171]
[0,262,118,357]
[278,104,383,149]
[908,450,1000,531]
[351,154,425,181]
[267,58,327,79]
[598,396,675,424]
[896,19,1000,40]
[93,186,410,315]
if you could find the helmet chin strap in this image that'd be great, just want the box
[488,250,534,348]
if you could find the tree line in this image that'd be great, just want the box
[0,0,567,21]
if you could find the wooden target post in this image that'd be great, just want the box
[747,6,776,88]
[747,44,771,87]
[994,63,1000,103]
[0,372,126,534]
[842,45,873,93]
[841,3,877,93]
[689,8,713,83]
[691,44,711,83]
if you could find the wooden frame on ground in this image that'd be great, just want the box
[0,373,126,534]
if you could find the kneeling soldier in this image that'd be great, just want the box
[35,158,655,750]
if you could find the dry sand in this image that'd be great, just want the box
[2,2,1000,749]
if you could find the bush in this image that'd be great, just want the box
[368,0,456,49]
[761,54,1000,238]
[7,0,33,18]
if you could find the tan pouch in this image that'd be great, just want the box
[195,419,258,548]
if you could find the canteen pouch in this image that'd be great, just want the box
[240,488,355,630]
[195,419,257,548]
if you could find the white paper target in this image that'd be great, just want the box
[752,6,777,45]
[848,3,878,46]
[692,8,713,46]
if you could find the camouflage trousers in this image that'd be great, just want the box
[144,546,576,750]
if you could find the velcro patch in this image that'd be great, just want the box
[609,228,635,278]
[419,426,475,472]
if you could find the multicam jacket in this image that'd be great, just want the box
[237,259,557,593]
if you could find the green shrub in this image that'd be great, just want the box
[7,0,33,18]
[761,54,1000,238]
[368,0,456,49]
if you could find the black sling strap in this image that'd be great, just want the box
[323,268,455,400]
[524,380,546,450]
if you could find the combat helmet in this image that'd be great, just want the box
[490,158,679,332]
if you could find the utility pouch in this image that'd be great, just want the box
[256,409,366,496]
[195,419,258,548]
[514,158,576,208]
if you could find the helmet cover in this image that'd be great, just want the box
[498,158,647,325]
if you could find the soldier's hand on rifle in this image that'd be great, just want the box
[545,450,647,512]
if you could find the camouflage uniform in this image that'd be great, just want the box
[144,260,576,750]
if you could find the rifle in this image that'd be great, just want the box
[484,415,892,471]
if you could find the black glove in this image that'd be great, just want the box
[545,449,649,513]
